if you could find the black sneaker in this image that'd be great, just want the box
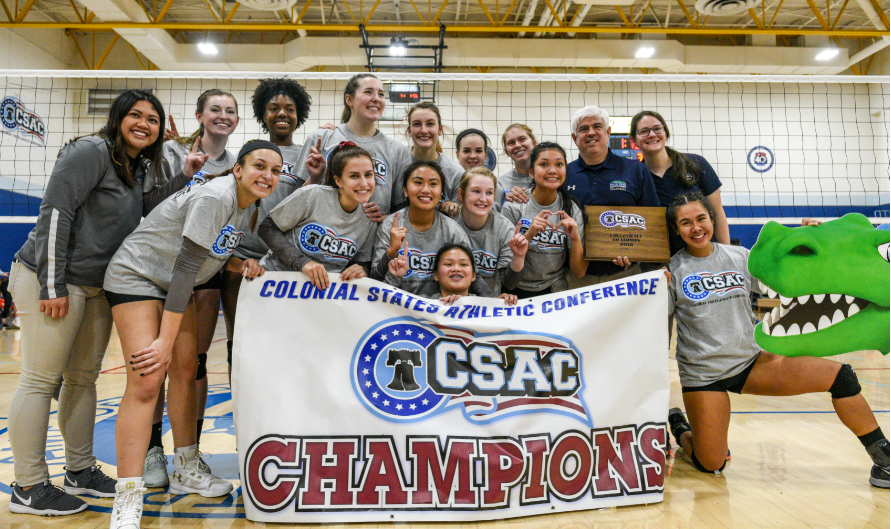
[64,465,116,498]
[870,464,890,488]
[668,407,692,445]
[8,480,87,516]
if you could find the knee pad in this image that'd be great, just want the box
[829,363,861,399]
[690,450,726,474]
[227,340,233,366]
[196,353,208,380]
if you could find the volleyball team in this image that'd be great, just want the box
[5,73,888,528]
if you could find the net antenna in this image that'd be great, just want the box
[359,25,446,73]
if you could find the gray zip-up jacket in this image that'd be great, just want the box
[16,135,189,300]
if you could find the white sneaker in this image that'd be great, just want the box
[168,447,233,498]
[143,447,169,488]
[110,480,145,529]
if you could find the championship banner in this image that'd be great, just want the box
[232,270,670,523]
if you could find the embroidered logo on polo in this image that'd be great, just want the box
[518,218,566,251]
[212,225,245,257]
[682,271,747,301]
[351,319,591,426]
[599,210,647,230]
[472,248,498,277]
[399,246,437,278]
[609,180,627,192]
[298,223,358,263]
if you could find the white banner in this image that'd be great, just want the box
[233,270,670,523]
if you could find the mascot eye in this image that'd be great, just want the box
[879,243,890,263]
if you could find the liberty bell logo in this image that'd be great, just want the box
[386,348,422,391]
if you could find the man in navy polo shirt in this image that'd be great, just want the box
[564,105,660,285]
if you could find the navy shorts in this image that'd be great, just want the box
[682,354,760,394]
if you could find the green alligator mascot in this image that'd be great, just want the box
[748,213,889,357]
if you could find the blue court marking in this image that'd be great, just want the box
[731,410,889,414]
[859,379,890,388]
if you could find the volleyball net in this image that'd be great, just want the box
[0,71,888,225]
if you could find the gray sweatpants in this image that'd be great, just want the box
[7,262,113,486]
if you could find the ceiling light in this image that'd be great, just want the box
[389,37,407,57]
[815,48,839,61]
[635,47,655,59]
[198,42,218,55]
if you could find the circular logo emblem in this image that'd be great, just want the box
[0,97,17,130]
[298,222,329,253]
[682,274,710,301]
[600,211,619,228]
[352,320,448,422]
[747,146,774,173]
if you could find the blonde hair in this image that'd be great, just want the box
[501,123,537,155]
[457,167,498,206]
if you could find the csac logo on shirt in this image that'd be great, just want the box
[352,319,591,426]
[298,223,358,263]
[599,210,646,230]
[0,96,46,146]
[212,225,245,257]
[372,157,388,186]
[186,171,208,187]
[518,218,566,251]
[682,271,746,301]
[399,247,437,279]
[472,248,498,277]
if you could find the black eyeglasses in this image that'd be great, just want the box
[635,125,665,138]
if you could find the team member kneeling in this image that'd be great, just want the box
[666,192,889,487]
[103,141,282,529]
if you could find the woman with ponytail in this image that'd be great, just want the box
[630,110,730,250]
[298,74,412,220]
[103,140,281,529]
[258,141,379,289]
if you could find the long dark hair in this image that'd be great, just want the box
[630,110,702,188]
[251,78,312,133]
[324,141,373,188]
[341,73,379,124]
[397,160,445,211]
[176,89,239,147]
[96,89,166,188]
[433,243,477,276]
[530,142,583,222]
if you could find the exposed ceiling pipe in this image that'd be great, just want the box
[855,0,887,30]
[394,0,402,22]
[518,0,540,37]
[567,4,590,37]
[534,0,559,37]
[455,0,462,21]
[848,37,890,65]
[548,0,570,37]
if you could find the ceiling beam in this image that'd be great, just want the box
[3,21,884,38]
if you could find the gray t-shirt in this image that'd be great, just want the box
[235,143,303,260]
[502,191,584,293]
[427,154,465,203]
[455,211,514,295]
[372,208,472,299]
[260,185,376,272]
[499,167,533,195]
[104,176,248,298]
[295,124,412,215]
[161,139,236,186]
[669,244,762,387]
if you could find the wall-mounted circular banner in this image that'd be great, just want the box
[747,146,774,173]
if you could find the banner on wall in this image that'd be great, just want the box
[0,96,46,146]
[232,271,670,523]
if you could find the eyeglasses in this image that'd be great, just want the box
[635,125,665,138]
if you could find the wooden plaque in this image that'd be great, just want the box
[584,206,671,262]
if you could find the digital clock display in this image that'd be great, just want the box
[389,84,421,103]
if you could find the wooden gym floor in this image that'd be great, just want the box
[0,318,887,529]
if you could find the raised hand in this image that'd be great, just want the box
[183,136,209,178]
[525,209,555,241]
[164,115,179,142]
[305,137,326,182]
[388,239,410,278]
[387,211,407,258]
[554,211,580,240]
[509,220,529,257]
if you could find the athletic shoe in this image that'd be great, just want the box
[143,446,169,488]
[870,464,890,488]
[169,447,233,497]
[197,453,211,474]
[668,407,691,445]
[110,480,145,529]
[8,480,87,516]
[64,464,116,498]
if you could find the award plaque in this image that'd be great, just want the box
[584,206,671,262]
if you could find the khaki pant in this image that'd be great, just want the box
[7,262,113,486]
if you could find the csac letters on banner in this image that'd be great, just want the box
[232,270,670,523]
